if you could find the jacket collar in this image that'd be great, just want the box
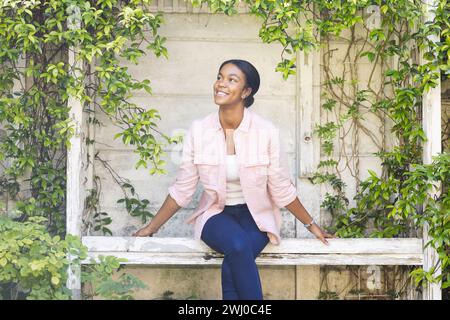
[212,107,251,132]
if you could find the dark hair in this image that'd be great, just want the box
[219,59,260,108]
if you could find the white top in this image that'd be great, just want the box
[225,154,246,205]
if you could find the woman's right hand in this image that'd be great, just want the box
[132,225,156,237]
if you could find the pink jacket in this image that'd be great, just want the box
[168,107,298,245]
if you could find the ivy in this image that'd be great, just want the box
[81,255,147,300]
[0,0,176,299]
[0,0,180,237]
[0,215,146,300]
[0,216,86,299]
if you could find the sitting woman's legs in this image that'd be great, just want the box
[201,206,270,300]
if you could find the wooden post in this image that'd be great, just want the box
[157,0,164,12]
[66,6,84,300]
[421,0,442,300]
[297,32,320,179]
[296,266,321,300]
[295,8,322,298]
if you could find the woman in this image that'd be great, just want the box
[133,59,335,300]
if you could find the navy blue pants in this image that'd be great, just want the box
[200,203,270,300]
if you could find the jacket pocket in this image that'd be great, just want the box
[194,154,219,186]
[242,154,269,186]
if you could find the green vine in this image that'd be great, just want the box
[0,215,146,299]
[0,0,178,237]
[319,265,419,300]
[0,0,177,298]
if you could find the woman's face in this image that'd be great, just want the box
[213,63,252,108]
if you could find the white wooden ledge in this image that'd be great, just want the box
[82,237,424,266]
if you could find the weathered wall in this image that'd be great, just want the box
[106,265,297,300]
[85,265,420,300]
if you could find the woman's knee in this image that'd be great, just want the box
[226,236,252,256]
[250,231,270,255]
[201,214,224,240]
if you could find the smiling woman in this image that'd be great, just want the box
[214,59,260,110]
[132,59,335,300]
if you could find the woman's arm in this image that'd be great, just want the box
[285,197,336,245]
[284,197,314,225]
[266,125,336,245]
[132,194,181,237]
[133,121,199,237]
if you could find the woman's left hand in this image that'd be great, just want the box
[307,224,337,246]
